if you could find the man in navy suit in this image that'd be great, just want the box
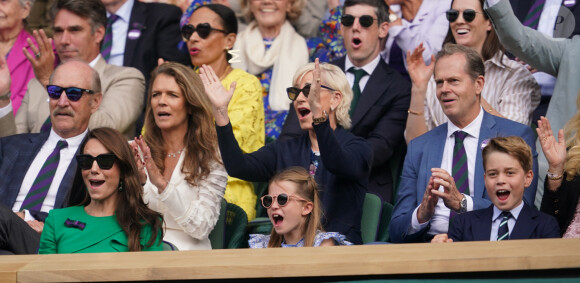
[389,44,538,243]
[431,136,559,242]
[0,60,101,254]
[280,0,411,203]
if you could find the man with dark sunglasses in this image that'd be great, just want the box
[0,60,101,254]
[281,0,411,204]
[0,0,144,139]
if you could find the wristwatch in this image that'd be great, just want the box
[457,195,467,213]
[312,110,328,124]
[0,91,10,100]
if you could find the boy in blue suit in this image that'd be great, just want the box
[432,137,559,242]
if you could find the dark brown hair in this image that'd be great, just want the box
[78,127,163,251]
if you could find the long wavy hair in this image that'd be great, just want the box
[564,91,580,180]
[443,0,505,62]
[144,62,222,186]
[267,167,323,248]
[78,127,163,251]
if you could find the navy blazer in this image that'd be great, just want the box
[449,204,560,241]
[0,132,80,221]
[280,57,411,203]
[217,120,373,244]
[389,111,538,243]
[509,0,580,38]
[124,1,190,83]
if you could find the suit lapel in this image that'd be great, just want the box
[475,112,496,200]
[420,125,447,198]
[351,60,391,127]
[472,206,494,241]
[511,204,539,239]
[124,1,147,67]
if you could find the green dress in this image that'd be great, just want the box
[39,206,162,253]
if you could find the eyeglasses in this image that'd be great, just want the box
[181,23,227,40]
[76,154,117,170]
[340,14,377,28]
[286,83,336,101]
[446,9,483,23]
[260,193,309,209]
[46,85,94,101]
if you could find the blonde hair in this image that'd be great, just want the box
[563,90,580,180]
[267,167,323,247]
[292,62,353,129]
[240,0,305,23]
[482,136,532,173]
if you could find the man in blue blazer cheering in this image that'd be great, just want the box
[389,44,538,243]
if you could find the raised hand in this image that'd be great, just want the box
[130,140,147,186]
[308,58,324,118]
[537,116,566,173]
[406,43,435,89]
[199,64,235,126]
[417,176,439,224]
[23,29,55,88]
[134,136,168,193]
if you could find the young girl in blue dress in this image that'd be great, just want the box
[248,167,351,248]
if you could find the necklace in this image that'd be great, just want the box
[219,65,232,81]
[167,148,184,158]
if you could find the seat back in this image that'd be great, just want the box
[225,202,248,249]
[361,192,383,244]
[376,201,394,242]
[389,141,407,203]
[162,240,178,251]
[209,198,227,249]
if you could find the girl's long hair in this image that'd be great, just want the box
[267,167,323,247]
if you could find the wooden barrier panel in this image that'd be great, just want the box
[4,238,580,282]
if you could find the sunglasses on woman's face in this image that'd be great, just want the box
[340,14,377,28]
[76,154,117,170]
[286,83,336,101]
[181,23,227,40]
[446,9,482,23]
[260,193,309,209]
[46,85,94,101]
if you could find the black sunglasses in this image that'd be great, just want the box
[47,85,94,101]
[340,14,377,28]
[76,154,117,170]
[260,193,309,209]
[286,83,336,101]
[446,9,482,23]
[181,23,227,40]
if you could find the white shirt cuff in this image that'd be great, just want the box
[410,206,429,234]
[465,194,474,211]
[23,209,36,221]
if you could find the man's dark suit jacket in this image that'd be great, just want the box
[124,1,190,83]
[280,57,411,203]
[0,132,80,222]
[509,0,580,38]
[449,204,560,241]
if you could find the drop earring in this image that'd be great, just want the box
[118,180,124,192]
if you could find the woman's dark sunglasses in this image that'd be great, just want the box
[260,193,308,209]
[340,14,377,28]
[76,154,117,170]
[286,83,336,101]
[46,85,94,101]
[446,9,481,22]
[181,23,227,40]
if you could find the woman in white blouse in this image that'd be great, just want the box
[404,0,541,143]
[132,62,227,250]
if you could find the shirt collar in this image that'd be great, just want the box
[107,0,134,22]
[493,201,525,221]
[446,107,484,140]
[89,54,101,68]
[345,53,381,75]
[48,128,89,149]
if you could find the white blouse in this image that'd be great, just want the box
[143,151,227,250]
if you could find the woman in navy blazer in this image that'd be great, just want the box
[200,60,373,244]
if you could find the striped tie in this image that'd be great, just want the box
[20,140,68,211]
[497,211,512,241]
[347,67,367,117]
[452,131,469,194]
[523,0,546,30]
[101,14,119,62]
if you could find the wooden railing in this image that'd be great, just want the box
[2,238,580,282]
